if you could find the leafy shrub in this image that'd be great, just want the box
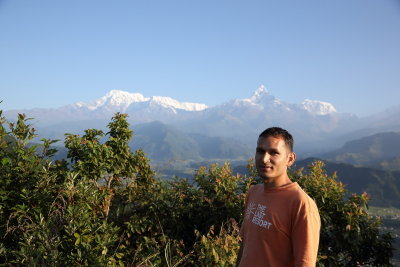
[193,219,240,267]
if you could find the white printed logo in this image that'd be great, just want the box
[245,202,273,229]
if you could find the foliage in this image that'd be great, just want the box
[0,112,64,264]
[193,220,240,267]
[0,109,394,266]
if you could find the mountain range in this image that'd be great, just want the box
[3,85,400,156]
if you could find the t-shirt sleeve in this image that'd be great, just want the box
[291,196,321,267]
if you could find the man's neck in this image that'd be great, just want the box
[263,176,292,189]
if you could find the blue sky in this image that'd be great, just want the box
[0,0,399,116]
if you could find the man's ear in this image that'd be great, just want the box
[287,152,296,167]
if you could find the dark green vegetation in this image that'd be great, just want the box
[368,207,400,266]
[0,111,394,266]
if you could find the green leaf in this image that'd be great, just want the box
[74,233,81,245]
[1,157,11,165]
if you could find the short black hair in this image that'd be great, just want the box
[258,127,294,152]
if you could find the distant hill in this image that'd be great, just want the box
[130,121,253,162]
[130,121,202,161]
[320,132,400,171]
[294,158,400,208]
[51,121,253,163]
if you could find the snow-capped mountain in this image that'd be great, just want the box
[72,89,208,113]
[249,85,278,104]
[168,86,346,150]
[73,90,148,111]
[3,90,209,125]
[4,86,337,123]
[224,85,287,111]
[215,85,336,115]
[301,99,337,115]
[7,85,398,154]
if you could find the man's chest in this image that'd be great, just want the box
[244,194,293,237]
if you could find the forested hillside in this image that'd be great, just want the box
[295,158,400,208]
[322,132,400,171]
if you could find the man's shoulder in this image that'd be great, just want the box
[288,183,318,207]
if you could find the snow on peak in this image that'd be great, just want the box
[222,85,294,112]
[106,90,148,104]
[102,90,148,110]
[73,90,207,112]
[150,96,208,111]
[250,85,270,102]
[74,90,148,111]
[301,99,337,115]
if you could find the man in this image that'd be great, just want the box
[236,127,320,267]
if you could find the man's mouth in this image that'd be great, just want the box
[259,166,272,170]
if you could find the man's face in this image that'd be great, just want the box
[255,135,295,182]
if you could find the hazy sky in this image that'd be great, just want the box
[0,0,399,116]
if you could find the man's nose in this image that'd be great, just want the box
[262,153,270,163]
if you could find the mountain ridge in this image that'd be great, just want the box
[319,131,400,171]
[4,85,337,117]
[3,85,400,155]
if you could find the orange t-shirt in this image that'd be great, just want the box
[239,182,320,267]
